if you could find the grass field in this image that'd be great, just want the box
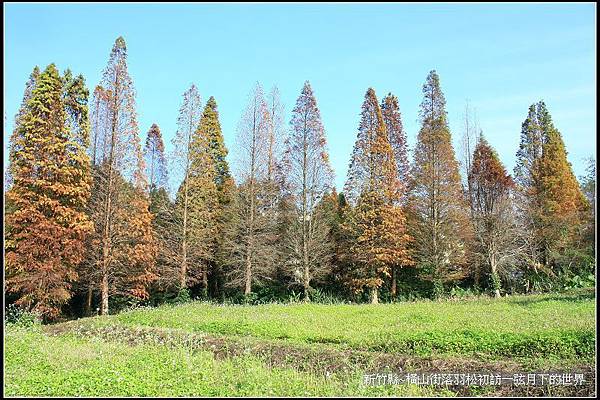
[4,290,596,397]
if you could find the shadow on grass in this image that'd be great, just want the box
[510,288,595,306]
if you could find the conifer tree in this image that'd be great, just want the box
[580,158,595,249]
[342,88,412,303]
[225,82,278,295]
[5,67,40,190]
[148,186,180,294]
[174,126,218,297]
[6,64,93,319]
[187,96,226,297]
[459,101,481,218]
[514,101,587,270]
[537,122,588,261]
[381,93,410,201]
[86,37,156,315]
[170,84,203,292]
[407,71,471,295]
[144,123,167,191]
[468,136,519,297]
[282,81,335,300]
[380,92,411,297]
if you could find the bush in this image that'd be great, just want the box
[5,304,42,328]
[172,288,191,304]
[309,288,346,304]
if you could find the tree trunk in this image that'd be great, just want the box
[244,252,252,295]
[101,271,109,315]
[491,256,500,298]
[86,286,93,316]
[390,266,397,299]
[202,266,208,298]
[180,179,189,290]
[370,287,379,304]
[303,275,311,302]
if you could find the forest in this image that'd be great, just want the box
[4,36,596,321]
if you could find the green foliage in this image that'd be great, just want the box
[5,304,42,328]
[490,272,501,293]
[173,287,192,304]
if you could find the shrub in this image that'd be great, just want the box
[5,304,42,328]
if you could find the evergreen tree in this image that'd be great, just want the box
[6,64,93,319]
[407,71,472,295]
[189,96,228,297]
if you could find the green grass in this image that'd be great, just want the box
[101,291,595,360]
[5,291,595,397]
[4,325,446,397]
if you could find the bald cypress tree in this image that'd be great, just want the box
[514,101,588,272]
[469,136,518,297]
[537,117,588,264]
[282,81,335,300]
[5,67,40,191]
[407,71,471,296]
[144,123,167,191]
[225,82,279,295]
[342,88,412,303]
[6,64,93,319]
[86,37,156,315]
[195,96,231,297]
[170,84,203,293]
[380,92,411,297]
[381,93,410,201]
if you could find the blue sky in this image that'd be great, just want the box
[4,3,596,190]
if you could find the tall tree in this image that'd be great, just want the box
[537,119,588,262]
[407,71,472,295]
[5,64,93,319]
[459,100,481,216]
[282,81,335,300]
[579,158,595,249]
[144,123,167,191]
[225,82,278,295]
[86,37,156,315]
[342,88,412,303]
[381,93,410,202]
[514,101,587,270]
[170,84,203,291]
[380,92,411,297]
[5,67,40,191]
[266,86,285,182]
[186,96,226,297]
[468,136,519,297]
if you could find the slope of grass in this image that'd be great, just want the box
[4,325,447,397]
[92,291,596,360]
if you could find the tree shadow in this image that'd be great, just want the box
[509,289,595,306]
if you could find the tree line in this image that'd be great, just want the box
[5,37,595,320]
